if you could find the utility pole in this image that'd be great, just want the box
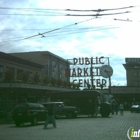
[90,57,94,89]
[108,57,112,95]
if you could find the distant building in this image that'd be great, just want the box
[10,51,70,82]
[0,51,44,82]
[108,58,140,106]
[123,58,140,86]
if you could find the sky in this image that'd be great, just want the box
[0,0,140,87]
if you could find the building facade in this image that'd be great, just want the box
[0,51,72,111]
[0,51,44,82]
[1,52,140,112]
[0,51,44,110]
[10,51,69,81]
[123,58,140,86]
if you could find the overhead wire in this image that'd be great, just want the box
[97,17,140,22]
[0,27,100,41]
[39,26,119,38]
[65,5,137,12]
[0,16,135,46]
[0,26,115,34]
[65,11,131,16]
[1,25,118,41]
[24,17,97,39]
[0,17,98,44]
[0,5,138,12]
[2,15,138,45]
[0,10,133,16]
[0,5,139,46]
[0,25,119,47]
[0,5,139,16]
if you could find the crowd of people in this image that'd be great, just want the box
[109,97,138,115]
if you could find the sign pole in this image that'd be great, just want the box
[90,57,94,88]
[108,57,112,95]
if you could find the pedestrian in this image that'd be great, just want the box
[111,97,118,115]
[114,103,118,115]
[44,104,57,129]
[119,102,124,115]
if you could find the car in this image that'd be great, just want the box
[42,102,79,119]
[11,102,47,127]
[130,105,140,113]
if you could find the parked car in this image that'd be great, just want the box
[42,102,79,119]
[130,105,140,113]
[11,103,47,126]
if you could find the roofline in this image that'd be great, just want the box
[9,51,71,64]
[0,51,44,68]
[123,63,140,70]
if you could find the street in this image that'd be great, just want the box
[0,111,140,140]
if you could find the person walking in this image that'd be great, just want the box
[111,97,118,115]
[44,104,57,129]
[119,102,124,115]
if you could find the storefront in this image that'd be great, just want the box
[0,83,74,111]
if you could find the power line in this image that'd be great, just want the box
[2,26,115,31]
[66,5,137,12]
[0,11,132,16]
[0,26,119,47]
[114,18,133,22]
[0,5,138,16]
[0,27,98,42]
[0,16,136,45]
[24,17,97,39]
[39,26,119,38]
[0,5,138,11]
[0,17,139,33]
[0,13,65,16]
[0,5,139,46]
[65,11,131,16]
[1,15,139,46]
[98,17,140,22]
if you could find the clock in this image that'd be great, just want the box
[100,65,113,78]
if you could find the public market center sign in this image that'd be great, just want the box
[65,56,109,88]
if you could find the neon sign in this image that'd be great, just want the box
[65,56,108,88]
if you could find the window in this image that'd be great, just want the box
[52,71,55,77]
[60,73,63,78]
[60,63,63,70]
[45,64,48,75]
[52,60,56,66]
[134,70,137,76]
[134,81,138,86]
[55,103,63,109]
[138,70,140,76]
[0,66,3,78]
[5,67,15,82]
[17,69,23,80]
